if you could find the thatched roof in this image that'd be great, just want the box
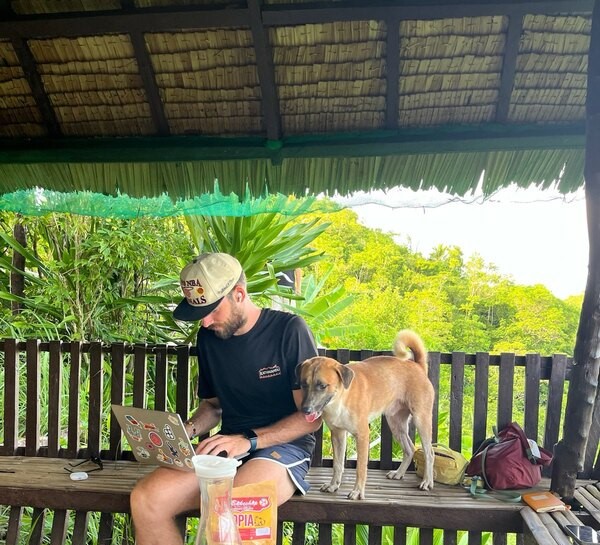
[0,0,593,212]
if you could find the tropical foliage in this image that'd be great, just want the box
[300,208,580,354]
[0,205,581,545]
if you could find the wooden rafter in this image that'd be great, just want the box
[0,0,13,17]
[261,1,594,26]
[0,9,249,38]
[496,14,523,123]
[10,38,60,137]
[130,32,170,136]
[248,0,281,142]
[0,123,584,164]
[0,1,593,40]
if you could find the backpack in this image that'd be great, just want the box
[413,443,469,485]
[465,422,553,490]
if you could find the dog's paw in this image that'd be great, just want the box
[347,489,365,500]
[320,482,340,494]
[418,478,434,491]
[386,469,405,480]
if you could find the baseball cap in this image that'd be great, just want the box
[173,253,243,321]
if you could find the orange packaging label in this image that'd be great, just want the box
[232,480,277,544]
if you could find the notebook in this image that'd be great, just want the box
[521,490,567,513]
[111,405,196,471]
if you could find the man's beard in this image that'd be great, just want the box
[210,305,247,339]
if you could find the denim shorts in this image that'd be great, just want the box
[243,442,311,495]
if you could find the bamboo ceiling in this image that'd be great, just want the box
[0,0,594,204]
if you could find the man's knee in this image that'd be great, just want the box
[130,479,151,517]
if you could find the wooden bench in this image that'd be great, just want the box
[522,482,600,545]
[1,340,599,544]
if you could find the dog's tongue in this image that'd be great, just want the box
[305,412,320,423]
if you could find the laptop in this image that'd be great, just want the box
[111,405,196,471]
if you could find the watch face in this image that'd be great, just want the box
[244,429,257,439]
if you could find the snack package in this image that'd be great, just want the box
[232,480,277,545]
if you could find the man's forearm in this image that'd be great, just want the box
[252,411,321,450]
[185,399,222,439]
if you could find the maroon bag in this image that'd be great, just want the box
[465,422,553,490]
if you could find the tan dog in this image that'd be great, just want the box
[298,329,435,500]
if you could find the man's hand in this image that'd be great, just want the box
[195,433,250,458]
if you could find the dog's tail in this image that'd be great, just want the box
[393,329,428,373]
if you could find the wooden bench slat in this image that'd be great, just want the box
[25,340,41,456]
[291,522,306,545]
[98,512,115,545]
[420,527,434,545]
[30,506,46,545]
[0,456,531,532]
[72,511,90,545]
[522,507,558,545]
[574,483,600,525]
[6,505,23,545]
[445,529,458,545]
[48,340,62,457]
[343,522,356,545]
[67,342,82,458]
[393,524,407,545]
[49,509,69,545]
[318,522,333,545]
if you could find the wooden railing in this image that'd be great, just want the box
[2,339,597,479]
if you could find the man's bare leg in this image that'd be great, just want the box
[131,467,199,545]
[130,459,297,545]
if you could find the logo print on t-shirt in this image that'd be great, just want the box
[259,364,282,379]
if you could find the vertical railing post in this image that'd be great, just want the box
[87,341,104,458]
[47,340,62,457]
[108,342,126,460]
[25,339,40,456]
[66,341,82,458]
[1,338,19,455]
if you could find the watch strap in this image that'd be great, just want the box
[243,429,258,452]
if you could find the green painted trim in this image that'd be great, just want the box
[0,123,585,164]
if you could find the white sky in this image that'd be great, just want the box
[343,185,588,299]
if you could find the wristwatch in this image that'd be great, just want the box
[242,429,258,452]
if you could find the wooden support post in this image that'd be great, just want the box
[551,0,600,499]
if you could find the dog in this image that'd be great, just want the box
[298,329,435,500]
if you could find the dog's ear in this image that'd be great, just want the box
[295,360,306,382]
[338,364,354,389]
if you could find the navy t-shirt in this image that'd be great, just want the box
[196,308,318,453]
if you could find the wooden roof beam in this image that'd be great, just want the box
[551,0,600,498]
[0,1,593,40]
[130,32,170,136]
[248,0,282,144]
[0,124,584,164]
[0,0,13,18]
[261,1,594,26]
[0,9,249,39]
[10,38,61,137]
[496,14,523,123]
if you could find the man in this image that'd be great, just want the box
[130,252,321,545]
